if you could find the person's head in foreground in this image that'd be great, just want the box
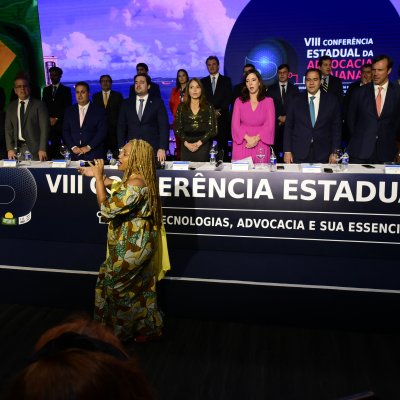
[2,316,154,400]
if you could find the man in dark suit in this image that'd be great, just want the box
[267,64,300,160]
[42,66,72,159]
[128,63,161,99]
[201,55,232,160]
[347,55,400,164]
[283,68,341,164]
[318,56,344,105]
[62,82,107,161]
[92,74,123,158]
[342,63,372,144]
[5,77,49,161]
[118,74,169,162]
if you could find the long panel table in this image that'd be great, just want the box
[1,162,400,316]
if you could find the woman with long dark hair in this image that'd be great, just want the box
[174,78,217,161]
[232,70,275,163]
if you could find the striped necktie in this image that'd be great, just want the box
[322,77,328,92]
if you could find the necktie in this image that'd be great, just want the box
[52,85,57,97]
[103,91,109,107]
[79,107,85,127]
[376,86,383,116]
[138,99,144,121]
[322,77,328,92]
[281,85,286,104]
[20,101,25,137]
[309,96,316,127]
[212,76,216,94]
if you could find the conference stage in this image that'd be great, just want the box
[1,163,399,321]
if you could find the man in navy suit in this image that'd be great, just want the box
[128,63,161,99]
[62,82,107,161]
[318,56,344,106]
[267,64,300,160]
[92,74,123,158]
[42,66,72,160]
[283,68,342,164]
[201,55,232,161]
[342,63,372,145]
[118,74,169,162]
[347,55,400,164]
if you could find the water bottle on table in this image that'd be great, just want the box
[269,147,277,172]
[24,150,32,165]
[209,141,217,166]
[341,151,349,171]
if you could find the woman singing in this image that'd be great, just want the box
[79,139,170,343]
[232,70,275,163]
[169,69,189,160]
[174,78,217,162]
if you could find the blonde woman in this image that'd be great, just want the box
[79,139,170,343]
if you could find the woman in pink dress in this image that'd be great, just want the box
[232,70,275,163]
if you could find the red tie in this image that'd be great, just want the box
[376,86,383,116]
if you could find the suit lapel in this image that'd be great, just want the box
[315,92,324,126]
[22,99,33,128]
[380,83,394,118]
[303,93,313,128]
[141,97,153,121]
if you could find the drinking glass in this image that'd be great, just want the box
[256,147,265,169]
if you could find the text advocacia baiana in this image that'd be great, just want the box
[158,176,400,203]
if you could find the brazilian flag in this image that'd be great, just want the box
[0,0,45,109]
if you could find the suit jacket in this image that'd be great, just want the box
[283,91,342,163]
[129,82,161,99]
[42,84,73,158]
[92,90,124,154]
[200,74,232,141]
[347,82,400,161]
[343,80,362,122]
[323,74,344,106]
[42,83,72,120]
[201,74,232,113]
[62,102,107,160]
[5,98,49,157]
[267,82,299,118]
[117,95,169,151]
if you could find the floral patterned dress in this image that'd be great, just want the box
[94,180,163,341]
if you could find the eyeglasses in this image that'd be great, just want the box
[15,85,29,89]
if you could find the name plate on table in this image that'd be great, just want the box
[384,165,400,174]
[172,161,189,170]
[231,161,250,171]
[301,164,322,173]
[2,159,17,167]
[52,159,68,168]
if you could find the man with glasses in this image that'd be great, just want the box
[5,77,49,161]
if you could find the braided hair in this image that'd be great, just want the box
[122,139,163,228]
